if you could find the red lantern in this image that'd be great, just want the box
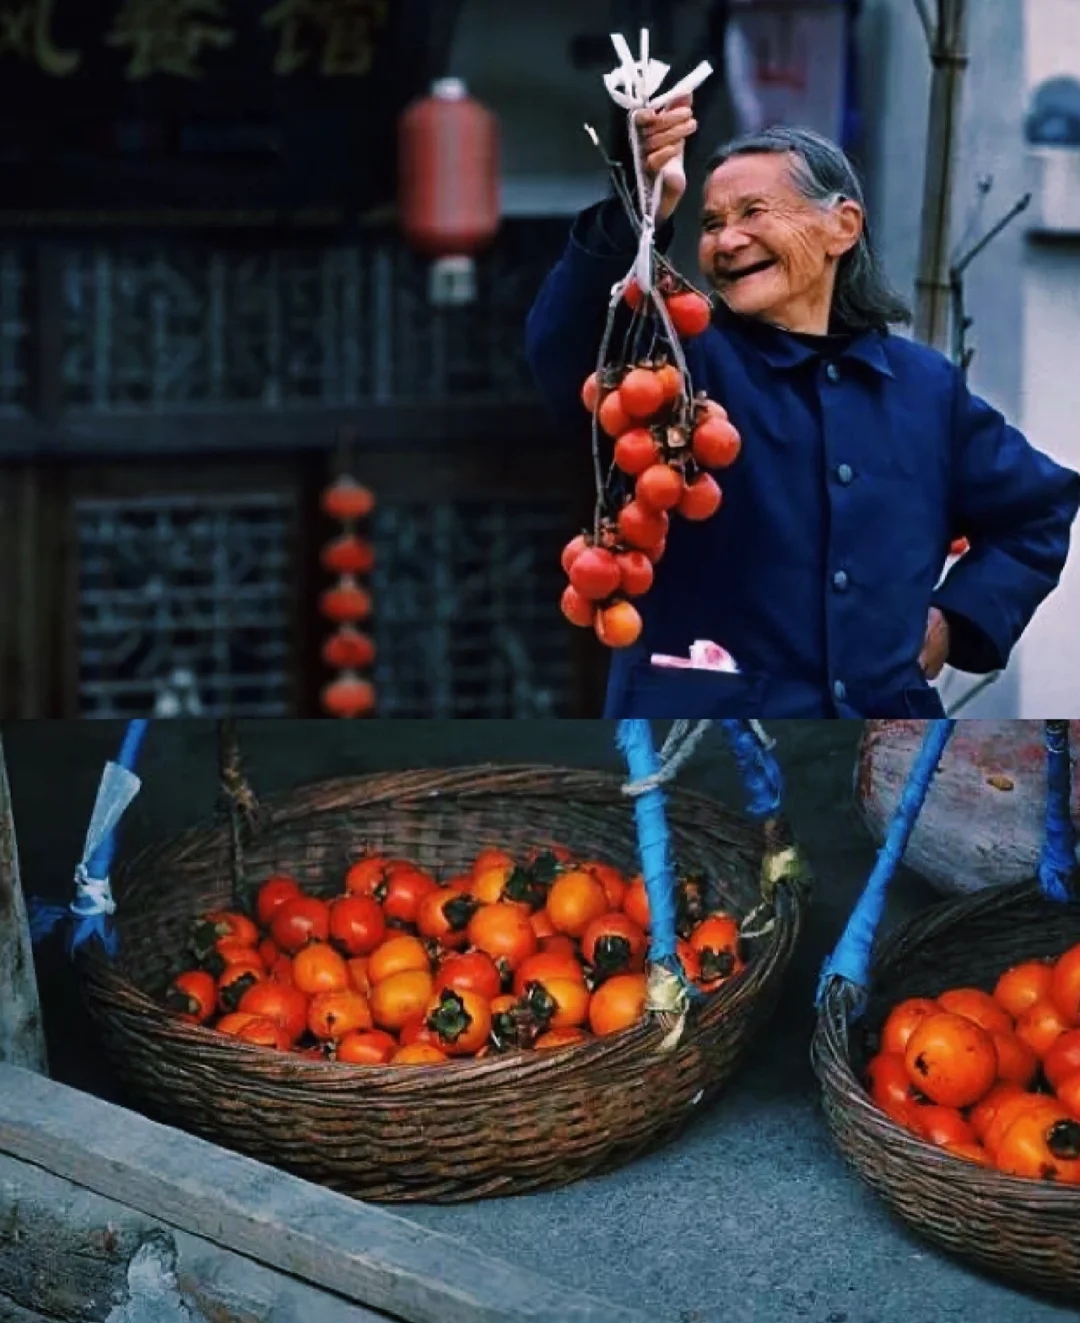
[320,578,373,624]
[321,477,375,522]
[319,472,376,717]
[320,533,375,576]
[322,626,376,671]
[321,674,376,719]
[398,77,500,305]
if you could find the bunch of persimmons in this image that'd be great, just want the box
[164,842,748,1067]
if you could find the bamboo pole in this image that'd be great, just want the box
[913,0,970,351]
[0,734,48,1072]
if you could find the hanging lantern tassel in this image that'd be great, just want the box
[319,476,377,718]
[398,76,501,307]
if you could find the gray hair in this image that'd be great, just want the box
[704,125,912,334]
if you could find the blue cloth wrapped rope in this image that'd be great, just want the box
[816,718,957,1009]
[617,718,791,1002]
[720,720,782,820]
[617,720,680,966]
[1038,720,1078,903]
[27,719,150,957]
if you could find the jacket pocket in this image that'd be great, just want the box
[621,665,769,718]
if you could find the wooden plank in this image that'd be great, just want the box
[0,1065,654,1323]
[26,245,65,427]
[0,464,21,714]
[0,400,567,462]
[0,461,70,718]
[61,443,585,507]
[0,1152,393,1323]
[13,464,43,717]
[0,739,47,1072]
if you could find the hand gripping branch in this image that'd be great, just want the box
[602,30,713,295]
[582,31,712,537]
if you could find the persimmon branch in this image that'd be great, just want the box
[584,123,639,223]
[954,191,1033,277]
[949,187,1032,376]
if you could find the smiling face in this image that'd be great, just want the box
[698,152,864,334]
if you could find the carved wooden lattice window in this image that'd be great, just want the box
[369,501,572,718]
[73,493,573,719]
[75,492,296,718]
[54,222,565,414]
[3,220,583,717]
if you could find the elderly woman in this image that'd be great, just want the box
[525,102,1080,718]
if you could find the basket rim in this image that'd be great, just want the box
[83,760,808,1086]
[147,759,767,828]
[113,762,768,890]
[813,876,1080,1206]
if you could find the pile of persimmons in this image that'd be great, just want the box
[562,276,742,651]
[163,844,746,1067]
[866,942,1080,1181]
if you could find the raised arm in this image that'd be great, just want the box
[524,202,674,425]
[524,98,696,427]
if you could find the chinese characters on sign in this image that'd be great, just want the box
[0,0,391,78]
[0,0,80,75]
[106,0,235,81]
[263,0,389,77]
[0,0,410,217]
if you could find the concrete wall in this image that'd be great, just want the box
[1016,0,1080,716]
[1022,242,1080,716]
[857,0,1033,716]
[838,0,1080,717]
[448,0,612,215]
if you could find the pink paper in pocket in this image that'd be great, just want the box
[650,640,739,673]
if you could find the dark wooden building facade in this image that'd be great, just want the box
[0,0,602,719]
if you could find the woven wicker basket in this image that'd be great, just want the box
[813,878,1080,1300]
[80,762,807,1203]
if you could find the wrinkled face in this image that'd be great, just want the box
[698,152,863,334]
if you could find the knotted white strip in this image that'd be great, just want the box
[72,759,142,917]
[71,865,117,918]
[602,29,713,294]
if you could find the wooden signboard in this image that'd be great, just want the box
[0,0,451,226]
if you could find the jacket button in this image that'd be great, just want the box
[836,463,853,485]
[832,569,849,591]
[825,362,841,384]
[833,679,847,702]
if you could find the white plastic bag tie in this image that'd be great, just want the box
[602,29,712,294]
[72,760,142,917]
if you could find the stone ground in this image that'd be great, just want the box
[4,718,1076,1323]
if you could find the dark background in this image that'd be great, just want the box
[0,0,446,220]
[0,0,595,722]
[3,717,1073,1322]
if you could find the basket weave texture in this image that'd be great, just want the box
[81,763,806,1203]
[813,879,1080,1299]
